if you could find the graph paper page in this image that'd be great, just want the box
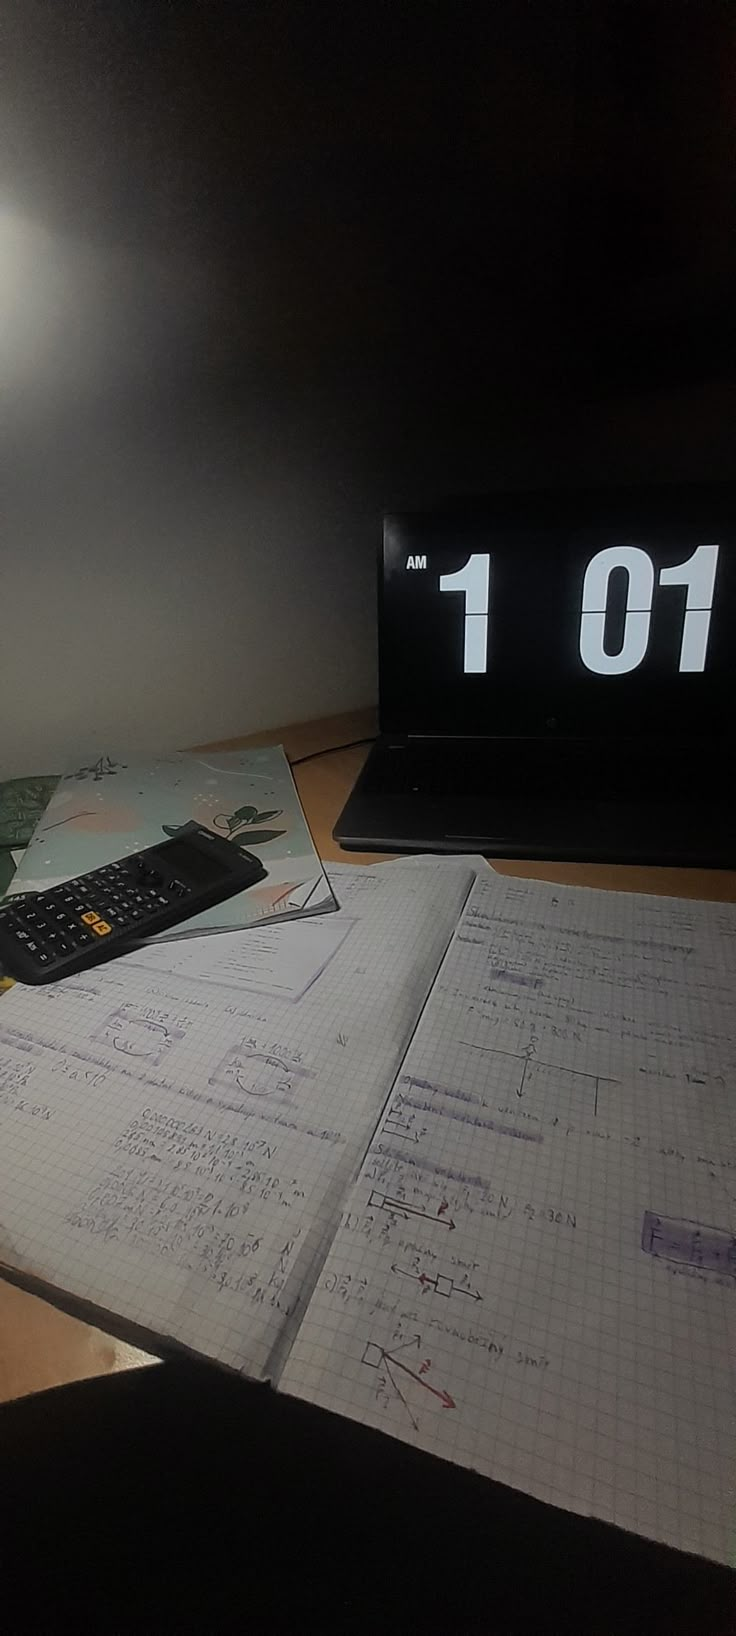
[0,863,472,1380]
[282,873,736,1564]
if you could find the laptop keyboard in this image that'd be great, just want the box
[363,740,687,803]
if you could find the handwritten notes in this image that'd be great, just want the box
[282,873,736,1565]
[0,863,472,1380]
[0,860,734,1563]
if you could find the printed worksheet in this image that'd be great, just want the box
[130,912,355,1002]
[282,873,736,1565]
[0,864,473,1381]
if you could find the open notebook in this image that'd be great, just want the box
[0,862,733,1566]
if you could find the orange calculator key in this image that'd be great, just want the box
[82,911,99,925]
[91,921,112,936]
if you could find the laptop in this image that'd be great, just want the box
[334,484,736,865]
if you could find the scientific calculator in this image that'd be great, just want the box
[0,823,267,985]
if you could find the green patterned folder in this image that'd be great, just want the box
[6,749,334,936]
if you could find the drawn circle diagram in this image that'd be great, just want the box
[232,1051,293,1097]
[108,1019,172,1060]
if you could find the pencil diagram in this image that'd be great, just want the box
[210,1042,312,1102]
[367,1189,456,1230]
[453,1042,618,1117]
[94,1005,184,1067]
[391,1263,482,1302]
[361,1333,456,1429]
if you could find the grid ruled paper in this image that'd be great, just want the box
[0,863,472,1381]
[282,872,736,1565]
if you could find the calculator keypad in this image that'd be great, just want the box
[0,858,194,972]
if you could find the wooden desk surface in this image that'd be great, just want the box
[2,706,735,1402]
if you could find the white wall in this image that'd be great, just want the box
[5,4,733,782]
[0,4,582,779]
[0,214,378,777]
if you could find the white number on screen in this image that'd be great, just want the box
[579,544,719,675]
[439,553,490,674]
[658,544,720,671]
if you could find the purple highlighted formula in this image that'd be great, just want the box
[641,1210,736,1275]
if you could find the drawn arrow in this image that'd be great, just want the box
[391,1265,481,1301]
[385,1332,422,1354]
[421,1274,481,1302]
[383,1124,420,1143]
[381,1357,419,1429]
[368,1190,455,1229]
[383,1350,455,1408]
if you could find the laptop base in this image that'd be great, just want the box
[334,738,734,868]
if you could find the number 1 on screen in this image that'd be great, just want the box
[439,553,491,674]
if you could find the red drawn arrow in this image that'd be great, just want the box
[386,1352,455,1408]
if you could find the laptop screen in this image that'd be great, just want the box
[379,486,736,740]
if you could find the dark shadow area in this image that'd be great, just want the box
[0,1361,733,1634]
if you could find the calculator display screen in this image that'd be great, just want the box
[163,837,230,884]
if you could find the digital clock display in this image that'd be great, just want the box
[380,487,736,738]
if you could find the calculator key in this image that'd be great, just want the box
[82,911,100,925]
[31,948,51,966]
[14,929,31,943]
[91,921,112,937]
[55,938,73,956]
[72,928,93,947]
